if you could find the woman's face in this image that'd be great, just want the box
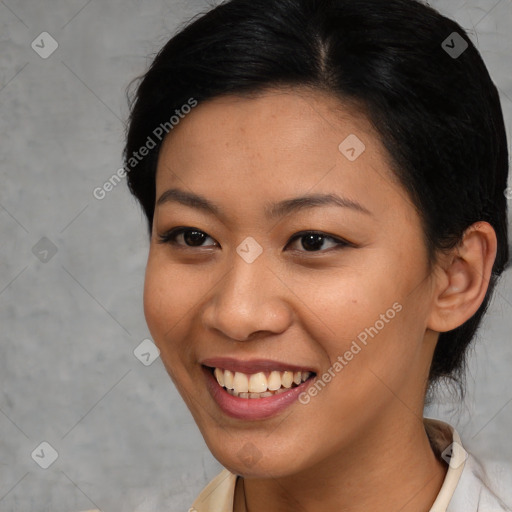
[144,87,440,477]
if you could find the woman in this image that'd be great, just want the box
[120,0,512,510]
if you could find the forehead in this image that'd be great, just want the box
[154,86,410,225]
[158,87,387,173]
[160,86,375,152]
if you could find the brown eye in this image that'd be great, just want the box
[287,231,349,252]
[157,227,217,248]
[182,230,208,246]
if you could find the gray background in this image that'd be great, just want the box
[0,0,511,511]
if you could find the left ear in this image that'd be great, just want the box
[427,221,497,333]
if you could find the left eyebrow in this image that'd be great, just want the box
[156,188,373,220]
[266,193,373,219]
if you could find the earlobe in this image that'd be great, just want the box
[427,222,497,333]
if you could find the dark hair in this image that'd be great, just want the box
[124,0,509,395]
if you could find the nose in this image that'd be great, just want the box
[201,253,293,342]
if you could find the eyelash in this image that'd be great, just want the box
[156,227,351,253]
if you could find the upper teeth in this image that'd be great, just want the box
[214,368,311,394]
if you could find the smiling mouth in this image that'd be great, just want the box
[204,365,316,399]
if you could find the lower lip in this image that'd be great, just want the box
[202,365,315,420]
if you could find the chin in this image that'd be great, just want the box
[203,432,312,479]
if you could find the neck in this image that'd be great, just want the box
[238,414,448,512]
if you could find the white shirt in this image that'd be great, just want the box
[188,418,512,512]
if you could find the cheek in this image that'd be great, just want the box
[142,257,200,394]
[142,255,198,358]
[142,258,167,339]
[143,254,193,328]
[303,262,418,388]
[300,263,398,339]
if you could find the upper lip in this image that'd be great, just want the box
[200,357,316,375]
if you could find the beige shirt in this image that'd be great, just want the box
[189,418,512,512]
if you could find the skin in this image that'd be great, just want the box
[143,86,497,512]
